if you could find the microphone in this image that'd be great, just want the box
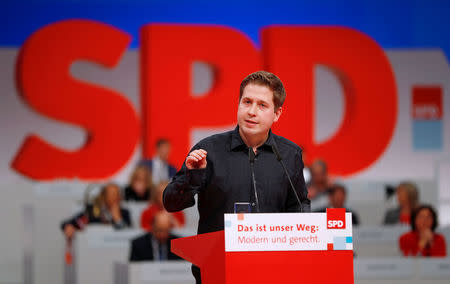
[248,147,260,213]
[271,144,303,212]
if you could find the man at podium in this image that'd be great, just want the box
[163,71,311,283]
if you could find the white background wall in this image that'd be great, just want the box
[0,47,449,283]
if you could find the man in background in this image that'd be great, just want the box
[308,159,333,210]
[315,184,360,226]
[129,212,181,261]
[141,139,177,185]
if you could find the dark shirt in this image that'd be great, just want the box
[163,126,311,235]
[129,233,182,261]
[383,207,402,225]
[124,185,151,202]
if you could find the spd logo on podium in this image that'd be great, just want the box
[326,208,346,229]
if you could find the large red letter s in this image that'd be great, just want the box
[13,20,140,180]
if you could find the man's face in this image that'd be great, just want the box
[311,164,327,186]
[153,214,171,243]
[157,143,171,162]
[237,84,282,138]
[330,189,346,208]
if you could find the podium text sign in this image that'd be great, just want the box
[172,209,354,284]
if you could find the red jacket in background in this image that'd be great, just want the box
[140,204,185,232]
[399,231,447,257]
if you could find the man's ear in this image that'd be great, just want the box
[273,107,282,122]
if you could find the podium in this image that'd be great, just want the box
[172,209,354,284]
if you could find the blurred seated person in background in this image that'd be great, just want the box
[61,183,132,240]
[124,165,153,202]
[399,205,446,257]
[130,212,182,261]
[308,159,333,210]
[307,159,332,199]
[384,181,419,225]
[315,184,360,226]
[141,180,185,232]
[141,138,177,185]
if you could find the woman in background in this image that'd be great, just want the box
[124,165,153,202]
[61,183,132,240]
[399,205,446,257]
[384,181,419,225]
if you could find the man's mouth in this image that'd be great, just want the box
[245,119,258,125]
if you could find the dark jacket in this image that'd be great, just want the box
[129,233,182,261]
[383,207,401,225]
[60,204,132,230]
[163,127,310,235]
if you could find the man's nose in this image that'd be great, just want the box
[248,103,257,115]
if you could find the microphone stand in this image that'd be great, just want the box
[248,147,260,213]
[271,144,303,212]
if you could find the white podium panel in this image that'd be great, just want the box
[353,226,409,257]
[419,258,450,279]
[31,182,87,284]
[355,258,415,279]
[355,258,450,284]
[114,262,194,284]
[75,226,143,284]
[0,181,32,284]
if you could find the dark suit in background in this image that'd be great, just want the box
[129,233,182,261]
[383,207,402,225]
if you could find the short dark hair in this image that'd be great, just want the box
[410,204,438,232]
[156,138,170,148]
[239,71,286,110]
[312,159,328,173]
[328,184,346,196]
